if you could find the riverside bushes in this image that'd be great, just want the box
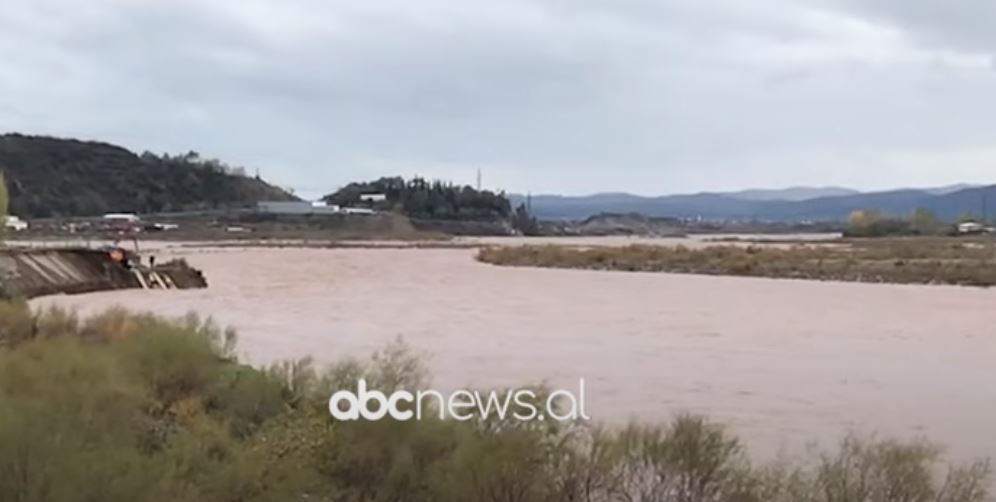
[476,240,996,287]
[0,302,991,501]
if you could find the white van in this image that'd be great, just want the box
[4,215,28,231]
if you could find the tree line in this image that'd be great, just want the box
[846,207,989,237]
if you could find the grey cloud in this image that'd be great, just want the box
[826,0,996,54]
[1,0,995,196]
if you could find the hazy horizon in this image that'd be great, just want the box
[518,183,991,199]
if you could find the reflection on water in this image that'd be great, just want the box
[32,243,996,462]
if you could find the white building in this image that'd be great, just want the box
[359,193,387,203]
[957,221,987,234]
[257,201,341,215]
[340,207,375,215]
[103,213,140,223]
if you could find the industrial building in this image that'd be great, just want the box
[256,201,342,215]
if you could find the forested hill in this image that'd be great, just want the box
[0,134,297,218]
[324,176,513,221]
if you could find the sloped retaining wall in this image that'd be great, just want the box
[0,248,207,299]
[410,218,516,236]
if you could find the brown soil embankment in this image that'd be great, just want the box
[0,247,206,298]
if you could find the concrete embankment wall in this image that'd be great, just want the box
[410,218,515,236]
[0,248,207,299]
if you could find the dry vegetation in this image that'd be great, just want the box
[476,238,996,287]
[0,302,992,501]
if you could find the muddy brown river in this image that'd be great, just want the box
[32,242,996,463]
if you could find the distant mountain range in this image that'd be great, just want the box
[723,186,860,201]
[511,184,996,222]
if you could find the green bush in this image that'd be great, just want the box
[0,299,34,346]
[0,302,990,501]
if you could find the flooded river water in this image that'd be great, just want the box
[32,241,996,462]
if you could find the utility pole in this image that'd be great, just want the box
[476,168,482,191]
[982,193,989,223]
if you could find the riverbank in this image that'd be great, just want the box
[5,233,841,254]
[476,238,996,287]
[0,246,207,298]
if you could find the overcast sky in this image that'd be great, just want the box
[2,0,995,197]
